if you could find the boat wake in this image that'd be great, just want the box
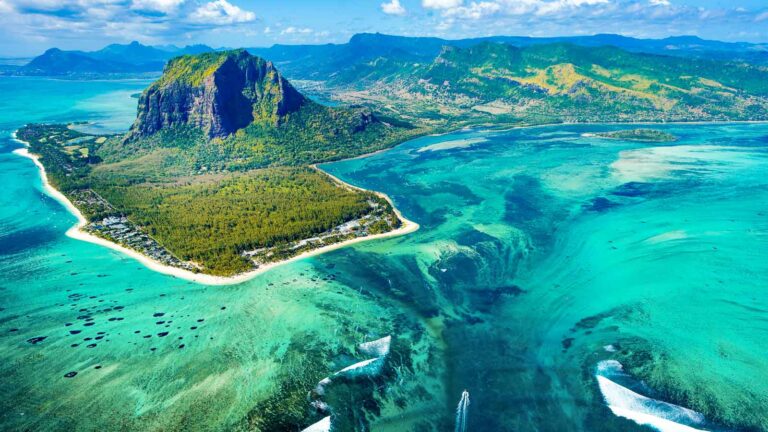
[455,390,470,432]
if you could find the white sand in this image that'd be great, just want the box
[12,134,419,286]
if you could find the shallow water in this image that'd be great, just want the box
[1,77,767,431]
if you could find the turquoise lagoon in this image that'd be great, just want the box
[0,77,767,431]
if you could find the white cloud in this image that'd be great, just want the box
[281,26,313,35]
[189,0,255,25]
[426,0,614,19]
[382,0,406,15]
[755,11,768,22]
[131,0,185,14]
[444,2,501,19]
[649,0,670,6]
[423,0,464,10]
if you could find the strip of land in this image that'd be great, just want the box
[13,132,418,286]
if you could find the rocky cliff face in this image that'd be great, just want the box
[126,50,306,140]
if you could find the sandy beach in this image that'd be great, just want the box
[11,133,419,286]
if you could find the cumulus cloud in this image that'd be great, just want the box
[0,0,258,53]
[381,0,406,16]
[188,0,255,24]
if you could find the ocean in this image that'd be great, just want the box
[1,76,766,431]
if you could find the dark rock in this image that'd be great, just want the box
[64,371,78,378]
[27,336,47,344]
[126,50,306,140]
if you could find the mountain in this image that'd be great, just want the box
[20,48,131,75]
[324,42,768,123]
[16,42,215,76]
[248,33,448,79]
[19,50,417,276]
[127,50,305,139]
[105,49,418,170]
[249,33,768,81]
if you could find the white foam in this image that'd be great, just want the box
[608,405,706,432]
[301,416,331,432]
[455,390,470,432]
[596,361,708,432]
[359,336,391,357]
[310,400,330,412]
[314,377,332,396]
[337,357,383,375]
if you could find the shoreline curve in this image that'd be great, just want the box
[11,131,419,286]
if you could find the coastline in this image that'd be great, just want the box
[11,132,419,286]
[11,118,763,285]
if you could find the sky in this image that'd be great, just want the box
[0,0,766,56]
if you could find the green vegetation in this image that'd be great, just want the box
[16,124,105,192]
[26,42,767,276]
[98,168,391,275]
[19,123,402,276]
[106,104,421,172]
[328,42,768,125]
[16,51,422,276]
[594,129,677,142]
[156,50,233,86]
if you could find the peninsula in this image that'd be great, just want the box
[16,50,422,281]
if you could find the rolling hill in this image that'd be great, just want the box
[323,42,768,124]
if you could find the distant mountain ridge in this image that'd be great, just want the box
[17,41,215,76]
[13,33,767,78]
[248,33,768,80]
